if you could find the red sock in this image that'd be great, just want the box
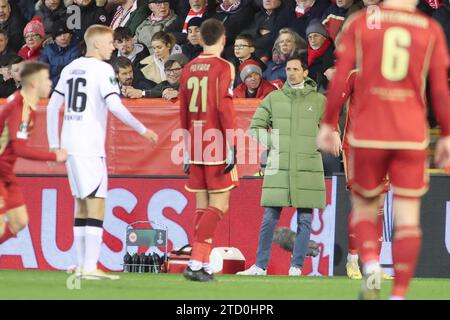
[195,206,224,263]
[193,208,205,238]
[354,219,379,265]
[0,223,16,244]
[392,226,422,298]
[347,210,358,255]
[376,207,384,258]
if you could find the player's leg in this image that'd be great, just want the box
[388,149,428,299]
[194,191,208,239]
[290,208,313,276]
[343,148,362,279]
[0,182,27,244]
[83,196,105,273]
[73,198,88,273]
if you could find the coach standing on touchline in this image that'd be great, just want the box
[238,54,338,276]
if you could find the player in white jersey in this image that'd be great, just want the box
[46,25,158,280]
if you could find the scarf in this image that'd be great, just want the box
[272,50,290,66]
[182,8,207,33]
[110,1,137,30]
[220,1,241,13]
[150,11,170,22]
[295,4,312,17]
[308,38,331,65]
[425,0,442,9]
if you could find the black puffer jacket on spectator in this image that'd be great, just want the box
[213,1,255,59]
[181,42,202,61]
[35,1,68,37]
[288,0,330,39]
[0,10,26,53]
[321,0,363,42]
[71,0,109,42]
[242,2,292,59]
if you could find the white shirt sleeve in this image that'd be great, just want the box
[105,93,147,135]
[46,90,65,149]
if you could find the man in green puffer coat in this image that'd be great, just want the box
[237,54,334,276]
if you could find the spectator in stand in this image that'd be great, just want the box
[39,19,81,87]
[242,0,292,61]
[0,31,17,98]
[112,56,155,97]
[321,0,363,42]
[234,59,277,98]
[108,0,149,34]
[71,0,109,41]
[139,31,181,83]
[112,26,150,71]
[0,0,27,53]
[231,33,266,87]
[305,19,334,91]
[433,0,449,53]
[35,0,68,37]
[19,19,46,61]
[288,0,331,40]
[134,0,177,54]
[417,0,443,15]
[181,16,203,61]
[0,55,25,97]
[263,28,307,85]
[212,0,255,59]
[125,53,187,99]
[18,0,38,20]
[165,0,213,44]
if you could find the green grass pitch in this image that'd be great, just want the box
[0,270,449,300]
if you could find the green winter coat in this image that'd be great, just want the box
[250,78,326,209]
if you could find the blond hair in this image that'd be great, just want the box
[84,24,113,45]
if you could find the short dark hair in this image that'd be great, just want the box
[111,56,132,74]
[20,61,49,81]
[235,34,254,47]
[286,53,309,71]
[113,27,133,41]
[200,19,225,46]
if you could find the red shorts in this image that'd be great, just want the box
[185,164,239,193]
[347,147,428,198]
[343,147,390,193]
[0,178,25,214]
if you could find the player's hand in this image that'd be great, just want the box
[142,129,158,144]
[54,148,68,162]
[317,124,341,157]
[434,136,450,168]
[224,145,237,173]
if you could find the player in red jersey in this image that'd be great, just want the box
[339,70,392,280]
[0,61,67,245]
[318,0,450,299]
[179,19,239,282]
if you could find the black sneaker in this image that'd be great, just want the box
[183,267,215,282]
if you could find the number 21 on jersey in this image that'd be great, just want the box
[188,76,208,113]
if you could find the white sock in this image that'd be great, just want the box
[363,260,380,275]
[73,226,86,270]
[203,263,212,274]
[188,260,202,271]
[84,226,103,273]
[347,253,359,263]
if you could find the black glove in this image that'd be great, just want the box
[224,145,237,174]
[183,152,190,174]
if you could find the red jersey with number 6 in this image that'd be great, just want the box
[323,6,450,150]
[179,53,236,165]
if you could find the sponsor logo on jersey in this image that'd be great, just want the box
[110,76,118,85]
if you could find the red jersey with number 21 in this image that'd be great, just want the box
[179,53,236,165]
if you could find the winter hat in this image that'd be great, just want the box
[306,19,328,38]
[51,20,71,39]
[187,17,204,29]
[239,59,262,82]
[23,18,45,39]
[165,53,189,68]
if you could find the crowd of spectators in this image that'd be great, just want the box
[0,0,448,100]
